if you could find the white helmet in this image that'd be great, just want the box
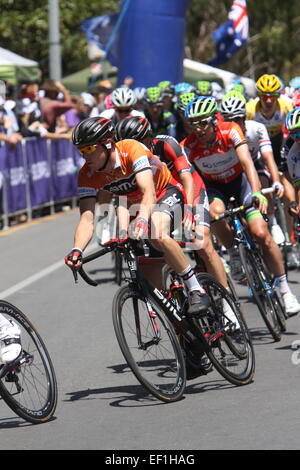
[220,95,246,120]
[111,87,137,108]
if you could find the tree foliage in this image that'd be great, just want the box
[186,0,300,82]
[0,0,299,83]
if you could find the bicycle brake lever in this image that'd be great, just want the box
[71,267,78,284]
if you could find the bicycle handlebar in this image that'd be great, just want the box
[78,242,119,287]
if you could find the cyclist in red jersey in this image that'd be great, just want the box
[181,96,300,315]
[65,117,211,316]
[115,116,230,292]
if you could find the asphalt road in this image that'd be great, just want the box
[0,209,300,451]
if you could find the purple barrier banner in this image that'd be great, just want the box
[25,139,52,207]
[5,142,27,213]
[0,145,6,214]
[50,139,78,201]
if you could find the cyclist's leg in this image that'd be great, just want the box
[190,173,228,287]
[247,210,300,314]
[150,184,210,314]
[0,313,22,364]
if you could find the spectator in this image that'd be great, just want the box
[39,80,74,132]
[81,92,98,117]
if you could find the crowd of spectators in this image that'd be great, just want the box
[1,71,299,228]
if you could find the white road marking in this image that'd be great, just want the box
[0,242,99,299]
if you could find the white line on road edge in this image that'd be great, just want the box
[0,242,99,299]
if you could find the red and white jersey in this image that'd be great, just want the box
[180,121,247,183]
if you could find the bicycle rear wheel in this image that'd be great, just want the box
[195,274,255,386]
[112,285,186,402]
[0,301,57,424]
[238,244,282,341]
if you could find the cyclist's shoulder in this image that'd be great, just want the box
[100,108,115,119]
[116,138,150,156]
[277,97,293,113]
[245,119,268,134]
[246,98,260,115]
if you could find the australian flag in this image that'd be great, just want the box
[209,0,249,66]
[80,14,119,67]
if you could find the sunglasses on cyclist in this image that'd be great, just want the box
[77,142,103,156]
[291,131,300,139]
[189,118,213,128]
[259,93,280,99]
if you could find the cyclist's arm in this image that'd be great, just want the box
[236,143,261,193]
[260,149,282,190]
[160,138,195,205]
[116,203,130,233]
[73,197,96,252]
[179,171,194,206]
[135,169,157,221]
[287,143,300,210]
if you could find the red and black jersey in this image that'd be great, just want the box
[151,135,191,178]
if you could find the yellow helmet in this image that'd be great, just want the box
[255,74,283,95]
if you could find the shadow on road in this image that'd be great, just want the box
[0,416,31,429]
[63,361,240,408]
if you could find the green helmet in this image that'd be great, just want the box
[158,80,171,90]
[232,83,246,95]
[184,96,218,119]
[195,80,212,96]
[157,80,174,97]
[145,86,163,105]
[176,92,196,113]
[285,107,300,133]
[222,90,247,103]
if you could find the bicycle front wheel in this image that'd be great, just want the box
[112,285,186,402]
[0,301,57,424]
[238,244,282,341]
[195,274,255,386]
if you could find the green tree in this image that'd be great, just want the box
[186,0,300,82]
[0,0,299,84]
[0,0,120,78]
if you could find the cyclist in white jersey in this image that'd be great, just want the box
[286,107,300,211]
[220,95,285,244]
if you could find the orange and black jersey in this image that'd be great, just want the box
[78,139,172,204]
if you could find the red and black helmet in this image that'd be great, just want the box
[115,116,152,142]
[72,117,115,147]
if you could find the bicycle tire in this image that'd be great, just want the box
[195,274,255,386]
[272,291,287,332]
[112,285,186,402]
[0,300,57,424]
[238,244,281,341]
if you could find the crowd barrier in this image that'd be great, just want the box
[0,138,84,229]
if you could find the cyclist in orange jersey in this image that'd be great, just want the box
[65,117,211,316]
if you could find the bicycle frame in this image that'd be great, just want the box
[79,240,210,354]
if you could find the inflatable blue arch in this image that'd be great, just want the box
[118,0,189,87]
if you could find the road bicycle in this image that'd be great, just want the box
[0,300,57,424]
[212,195,287,342]
[72,238,255,403]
